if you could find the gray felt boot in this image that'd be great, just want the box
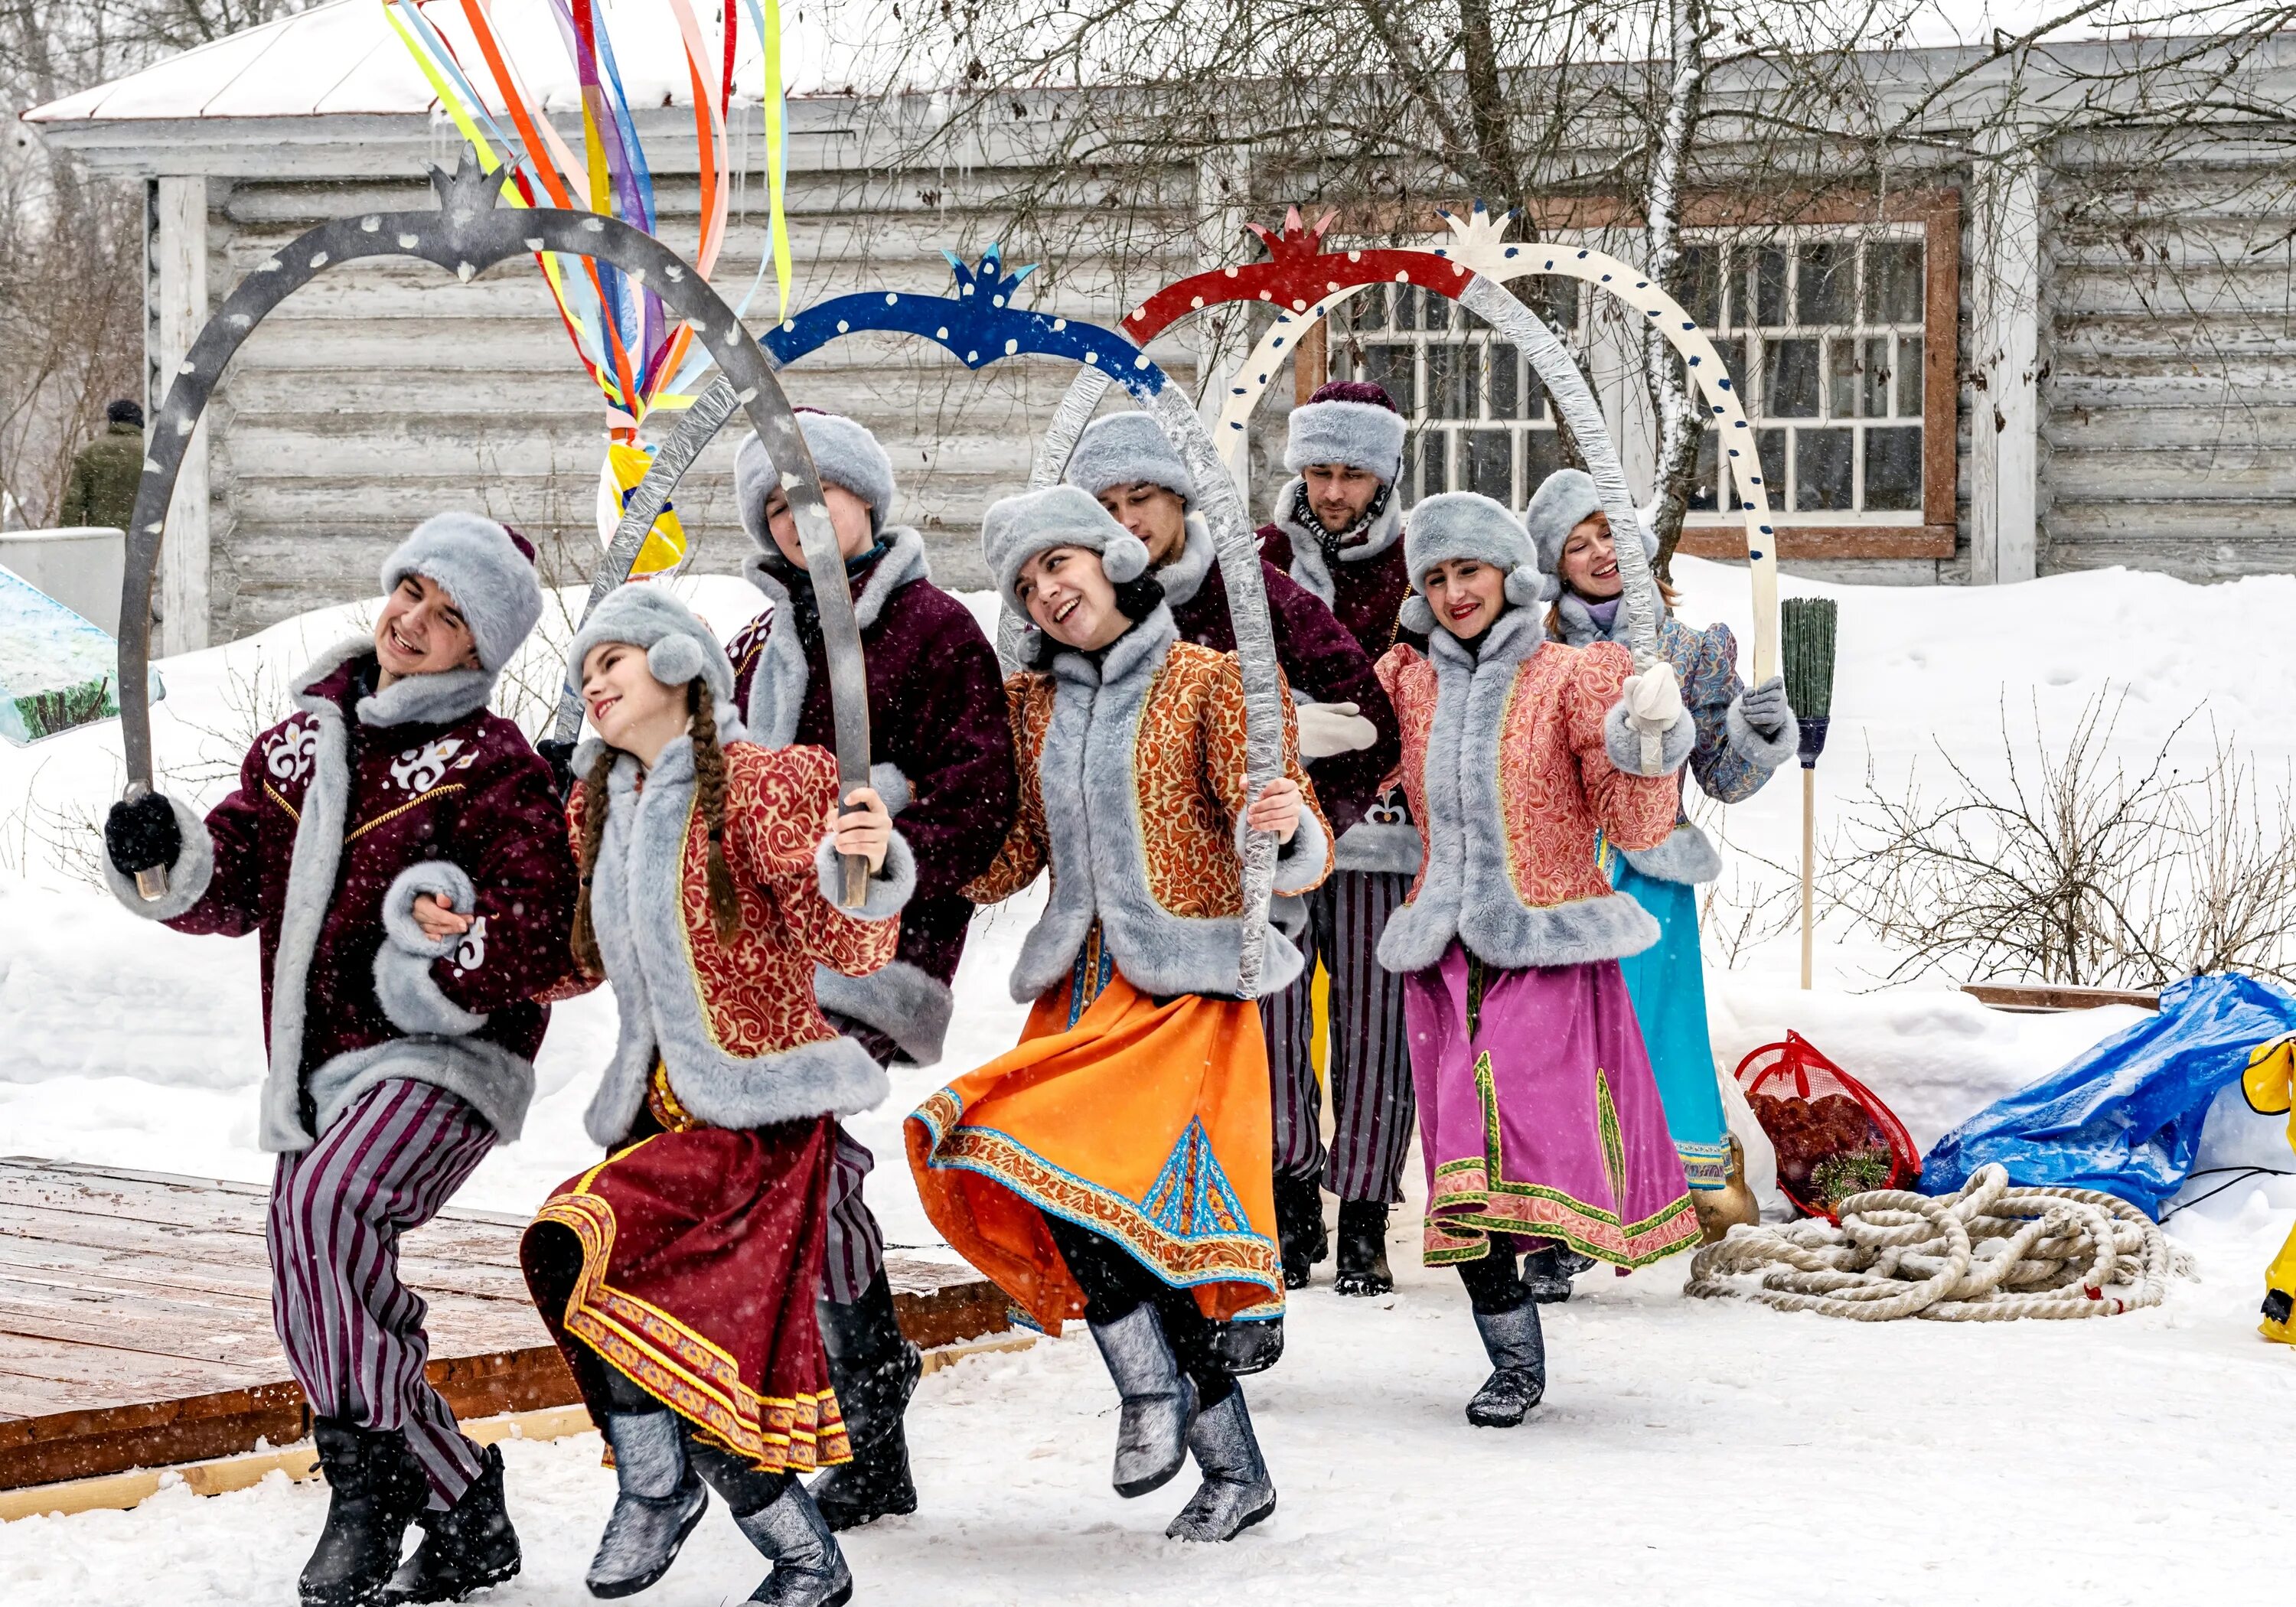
[734,1482,853,1606]
[585,1410,708,1599]
[1164,1387,1277,1543]
[1088,1305,1200,1498]
[1466,1299,1548,1427]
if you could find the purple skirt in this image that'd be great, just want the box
[1403,944,1698,1268]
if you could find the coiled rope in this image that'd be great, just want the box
[1685,1163,2174,1321]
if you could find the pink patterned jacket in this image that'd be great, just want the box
[1372,608,1683,974]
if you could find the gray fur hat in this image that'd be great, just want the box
[380,512,543,675]
[735,412,898,545]
[1521,468,1658,580]
[1283,380,1407,484]
[1063,412,1196,509]
[1398,491,1554,635]
[566,583,737,710]
[981,484,1150,616]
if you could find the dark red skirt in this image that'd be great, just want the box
[520,1116,849,1472]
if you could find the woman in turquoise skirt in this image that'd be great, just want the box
[1526,470,1799,1245]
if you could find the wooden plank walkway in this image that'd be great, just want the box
[0,1158,1008,1491]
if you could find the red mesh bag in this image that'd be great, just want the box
[1733,1032,1921,1222]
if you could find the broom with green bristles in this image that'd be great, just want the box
[1782,597,1838,990]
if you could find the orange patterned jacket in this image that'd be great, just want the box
[1374,609,1681,974]
[565,730,912,1148]
[965,607,1332,1003]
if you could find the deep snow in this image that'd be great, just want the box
[5,558,2296,1599]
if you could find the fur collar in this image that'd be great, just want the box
[1153,513,1218,608]
[1009,605,1307,1003]
[1378,608,1661,973]
[1271,477,1404,608]
[1554,592,1632,649]
[580,735,890,1148]
[740,526,931,747]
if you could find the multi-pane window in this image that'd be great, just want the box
[1680,230,1928,522]
[1323,229,1928,523]
[1328,280,1587,507]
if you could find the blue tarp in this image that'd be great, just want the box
[1922,973,2296,1220]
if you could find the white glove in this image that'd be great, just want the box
[1620,661,1684,735]
[1295,700,1378,760]
[1620,660,1684,776]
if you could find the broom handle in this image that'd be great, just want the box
[1799,765,1815,990]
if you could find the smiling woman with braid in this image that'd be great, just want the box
[517,585,912,1607]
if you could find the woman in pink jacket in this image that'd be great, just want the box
[1373,493,1700,1429]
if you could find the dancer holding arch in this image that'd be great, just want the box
[723,408,1019,1530]
[1374,491,1701,1426]
[908,484,1332,1542]
[519,586,912,1607]
[1251,380,1428,1296]
[99,513,577,1607]
[1528,468,1799,1238]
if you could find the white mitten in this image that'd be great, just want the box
[1296,700,1379,760]
[1621,660,1685,775]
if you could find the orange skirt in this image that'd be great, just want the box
[905,962,1283,1333]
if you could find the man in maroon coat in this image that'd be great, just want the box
[726,409,1018,1531]
[103,513,578,1607]
[1062,407,1408,1296]
[1243,380,1430,1297]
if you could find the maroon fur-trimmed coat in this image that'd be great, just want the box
[108,642,579,1152]
[728,527,1018,1064]
[1260,484,1426,873]
[1153,513,1397,837]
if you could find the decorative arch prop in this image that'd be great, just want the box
[554,246,1292,995]
[1037,204,1782,684]
[119,153,878,899]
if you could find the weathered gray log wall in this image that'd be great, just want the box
[2043,143,2296,579]
[197,168,1199,639]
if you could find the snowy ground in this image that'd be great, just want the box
[6,559,2296,1599]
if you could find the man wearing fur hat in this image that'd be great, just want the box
[100,513,579,1607]
[724,409,1017,1530]
[1248,380,1426,1296]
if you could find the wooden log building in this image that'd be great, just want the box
[23,1,2296,653]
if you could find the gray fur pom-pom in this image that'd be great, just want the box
[647,634,707,687]
[1398,594,1436,635]
[1101,531,1151,585]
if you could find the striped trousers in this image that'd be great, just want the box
[820,1012,895,1307]
[267,1077,496,1509]
[1261,869,1417,1204]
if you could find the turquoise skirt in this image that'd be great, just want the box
[1604,843,1730,1190]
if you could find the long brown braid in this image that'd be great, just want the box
[687,679,743,943]
[569,743,617,976]
[568,676,744,973]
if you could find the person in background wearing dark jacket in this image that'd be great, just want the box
[1251,381,1427,1295]
[1062,409,1401,1293]
[725,409,1019,1531]
[59,398,144,533]
[100,513,578,1607]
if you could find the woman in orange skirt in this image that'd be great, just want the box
[906,484,1330,1543]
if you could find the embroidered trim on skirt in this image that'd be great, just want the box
[905,957,1283,1333]
[1603,843,1732,1189]
[1403,941,1698,1268]
[521,1116,850,1473]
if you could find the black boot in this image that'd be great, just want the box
[382,1441,520,1602]
[1519,1244,1594,1303]
[811,1270,922,1531]
[1165,1387,1277,1542]
[1274,1170,1327,1289]
[1332,1200,1394,1296]
[1466,1299,1547,1428]
[301,1419,429,1607]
